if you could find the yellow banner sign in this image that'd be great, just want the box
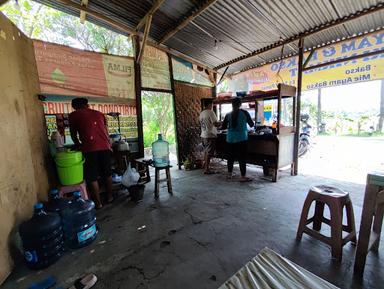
[229,30,384,92]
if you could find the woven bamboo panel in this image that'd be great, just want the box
[174,81,213,163]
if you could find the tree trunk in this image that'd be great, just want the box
[317,88,322,133]
[378,79,384,132]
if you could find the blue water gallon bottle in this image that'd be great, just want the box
[19,203,65,269]
[152,134,170,167]
[46,189,69,213]
[61,192,97,248]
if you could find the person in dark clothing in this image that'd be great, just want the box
[69,97,113,209]
[221,97,254,181]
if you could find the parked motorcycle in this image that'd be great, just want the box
[298,114,312,157]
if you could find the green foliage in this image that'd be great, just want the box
[0,0,133,56]
[217,78,229,93]
[141,91,176,148]
[300,97,378,136]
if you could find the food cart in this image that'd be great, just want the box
[214,84,297,182]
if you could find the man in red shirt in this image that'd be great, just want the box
[69,98,113,208]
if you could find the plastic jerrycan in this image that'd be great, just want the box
[19,203,65,269]
[61,192,98,248]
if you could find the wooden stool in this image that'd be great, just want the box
[296,185,356,260]
[59,181,89,200]
[154,165,173,199]
[354,172,384,275]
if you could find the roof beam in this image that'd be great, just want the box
[303,49,384,72]
[58,0,136,34]
[137,14,152,64]
[158,0,219,44]
[240,26,384,73]
[80,0,88,24]
[135,0,165,32]
[214,2,384,70]
[57,0,215,72]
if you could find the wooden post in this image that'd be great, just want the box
[317,88,322,134]
[135,0,165,31]
[293,38,304,175]
[80,0,88,23]
[137,14,153,65]
[378,79,384,132]
[133,35,145,157]
[277,84,282,135]
[211,72,217,99]
[167,54,182,169]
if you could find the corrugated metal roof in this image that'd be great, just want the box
[32,0,384,74]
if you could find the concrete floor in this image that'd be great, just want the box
[2,163,383,289]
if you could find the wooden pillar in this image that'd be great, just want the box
[277,84,282,135]
[317,88,322,134]
[167,54,182,169]
[378,79,384,132]
[293,38,304,175]
[211,72,217,98]
[133,35,144,157]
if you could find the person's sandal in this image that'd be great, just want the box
[239,176,252,182]
[95,204,103,210]
[68,274,97,289]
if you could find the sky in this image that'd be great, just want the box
[302,80,382,113]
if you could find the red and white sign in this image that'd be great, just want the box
[34,40,135,99]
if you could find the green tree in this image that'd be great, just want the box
[141,91,176,148]
[0,0,133,56]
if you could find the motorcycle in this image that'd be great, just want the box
[298,114,312,157]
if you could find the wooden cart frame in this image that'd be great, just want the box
[214,84,297,182]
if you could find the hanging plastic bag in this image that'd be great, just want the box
[122,163,140,187]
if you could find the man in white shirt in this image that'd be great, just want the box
[199,99,219,174]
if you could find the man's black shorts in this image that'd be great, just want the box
[84,150,112,182]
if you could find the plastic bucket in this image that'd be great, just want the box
[55,159,85,185]
[128,184,145,202]
[55,151,83,167]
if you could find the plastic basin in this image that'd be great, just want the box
[55,151,83,166]
[55,159,84,185]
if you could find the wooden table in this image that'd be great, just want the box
[354,171,384,275]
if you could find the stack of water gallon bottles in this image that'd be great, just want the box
[19,189,97,269]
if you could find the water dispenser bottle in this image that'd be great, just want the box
[19,203,65,269]
[61,192,97,248]
[46,189,69,213]
[152,134,170,167]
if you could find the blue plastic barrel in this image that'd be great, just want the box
[19,203,65,269]
[61,192,97,248]
[152,134,170,167]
